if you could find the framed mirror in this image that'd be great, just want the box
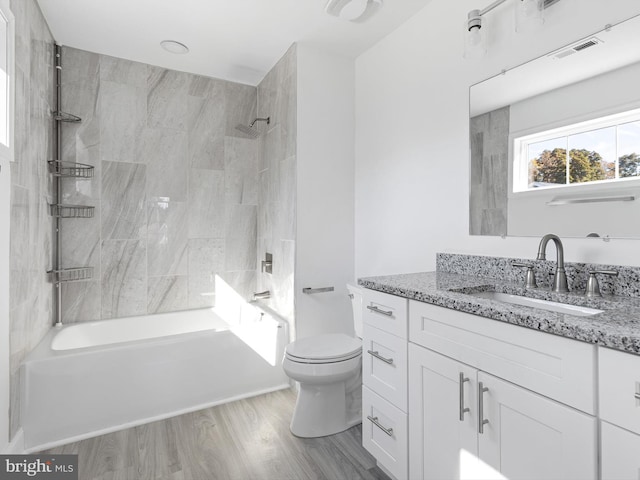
[470,13,640,238]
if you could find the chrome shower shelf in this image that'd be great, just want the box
[49,267,94,283]
[49,203,95,218]
[53,110,82,123]
[48,160,94,178]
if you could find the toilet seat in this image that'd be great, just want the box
[285,333,362,364]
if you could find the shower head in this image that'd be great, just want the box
[235,117,270,139]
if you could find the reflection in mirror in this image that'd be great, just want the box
[469,13,640,238]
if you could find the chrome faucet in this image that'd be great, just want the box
[536,234,569,293]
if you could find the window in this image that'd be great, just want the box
[513,108,640,192]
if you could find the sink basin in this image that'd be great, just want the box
[468,291,603,317]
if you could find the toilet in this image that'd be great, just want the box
[283,284,363,438]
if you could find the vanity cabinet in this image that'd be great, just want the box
[361,289,409,480]
[599,347,640,479]
[409,345,596,479]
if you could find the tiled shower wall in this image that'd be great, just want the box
[59,47,260,322]
[256,45,297,325]
[9,0,55,438]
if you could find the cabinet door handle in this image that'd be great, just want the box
[459,372,470,421]
[366,305,393,317]
[478,382,490,434]
[635,393,640,401]
[367,415,394,436]
[367,350,394,365]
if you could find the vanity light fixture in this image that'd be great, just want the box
[160,40,189,54]
[325,0,383,22]
[465,0,558,59]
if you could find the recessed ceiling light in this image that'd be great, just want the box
[160,40,189,54]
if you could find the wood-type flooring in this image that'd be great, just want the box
[41,388,390,480]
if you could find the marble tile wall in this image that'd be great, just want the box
[469,106,509,236]
[9,0,55,440]
[256,45,297,326]
[59,47,259,322]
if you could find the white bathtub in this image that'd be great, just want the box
[21,306,290,451]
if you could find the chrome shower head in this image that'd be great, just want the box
[235,117,270,139]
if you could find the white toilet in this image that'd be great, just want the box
[283,284,363,438]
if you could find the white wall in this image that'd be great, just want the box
[296,43,356,338]
[355,0,640,277]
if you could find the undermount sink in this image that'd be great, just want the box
[468,291,603,317]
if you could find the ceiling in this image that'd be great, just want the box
[36,0,432,86]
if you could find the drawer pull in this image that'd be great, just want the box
[459,372,470,421]
[367,415,394,436]
[366,305,393,317]
[478,382,490,434]
[367,350,394,365]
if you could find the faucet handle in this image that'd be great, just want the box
[512,262,538,289]
[585,270,618,297]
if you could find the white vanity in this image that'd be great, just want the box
[359,255,640,480]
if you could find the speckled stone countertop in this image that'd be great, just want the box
[358,265,640,356]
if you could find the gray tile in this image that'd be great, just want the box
[224,136,258,205]
[60,216,101,274]
[101,239,147,319]
[142,128,189,201]
[188,75,225,99]
[61,47,100,83]
[225,82,257,137]
[147,200,188,276]
[148,276,188,314]
[147,67,189,130]
[99,80,147,163]
[101,161,147,240]
[61,281,102,324]
[188,169,225,239]
[188,274,216,309]
[188,95,225,170]
[225,205,257,272]
[188,238,225,277]
[100,54,147,88]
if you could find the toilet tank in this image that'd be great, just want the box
[347,284,363,338]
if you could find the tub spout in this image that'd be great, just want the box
[253,290,271,300]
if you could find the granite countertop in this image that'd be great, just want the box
[358,271,640,355]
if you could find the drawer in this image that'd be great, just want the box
[409,301,596,414]
[362,386,408,480]
[363,324,408,412]
[601,421,640,480]
[599,347,640,434]
[362,289,408,339]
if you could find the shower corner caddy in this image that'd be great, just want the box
[48,56,94,290]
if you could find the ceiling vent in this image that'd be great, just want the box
[550,37,603,60]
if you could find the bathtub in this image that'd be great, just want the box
[21,305,290,451]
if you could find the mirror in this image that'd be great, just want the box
[470,13,640,238]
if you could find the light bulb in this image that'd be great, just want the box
[468,27,482,47]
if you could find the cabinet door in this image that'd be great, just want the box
[601,421,640,480]
[408,344,477,480]
[477,373,597,480]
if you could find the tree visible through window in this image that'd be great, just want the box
[515,114,640,191]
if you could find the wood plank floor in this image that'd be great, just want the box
[40,388,390,480]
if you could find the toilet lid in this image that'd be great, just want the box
[285,334,362,363]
